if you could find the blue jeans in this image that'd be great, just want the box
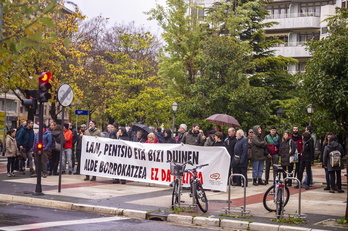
[252,160,264,179]
[61,148,72,172]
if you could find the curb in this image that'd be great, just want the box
[0,194,331,231]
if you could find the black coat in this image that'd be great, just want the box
[323,141,345,171]
[234,137,248,167]
[279,138,295,166]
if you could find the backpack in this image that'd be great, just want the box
[329,150,341,167]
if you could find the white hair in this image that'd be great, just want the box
[228,127,235,132]
[236,129,244,137]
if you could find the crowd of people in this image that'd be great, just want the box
[3,120,346,193]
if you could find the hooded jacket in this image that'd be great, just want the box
[16,126,34,150]
[163,129,176,144]
[251,125,267,161]
[323,141,345,171]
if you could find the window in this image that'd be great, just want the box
[300,2,325,17]
[322,27,328,34]
[7,100,17,112]
[297,62,306,73]
[298,32,320,44]
[266,4,288,19]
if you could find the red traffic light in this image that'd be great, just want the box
[36,142,44,150]
[39,72,52,82]
[38,72,52,102]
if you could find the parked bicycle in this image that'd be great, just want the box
[168,160,209,213]
[263,164,291,218]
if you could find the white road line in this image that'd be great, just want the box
[0,216,129,231]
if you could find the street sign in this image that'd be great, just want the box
[75,110,89,115]
[57,84,73,107]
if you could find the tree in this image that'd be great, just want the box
[104,30,172,126]
[302,7,348,220]
[207,0,297,125]
[1,0,88,122]
[148,0,295,129]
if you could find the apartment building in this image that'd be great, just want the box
[263,0,346,74]
[189,0,347,74]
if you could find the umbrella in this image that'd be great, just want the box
[205,114,241,127]
[132,123,153,134]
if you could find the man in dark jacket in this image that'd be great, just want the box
[181,123,205,146]
[16,120,35,174]
[295,132,314,190]
[233,129,248,187]
[322,134,345,193]
[224,128,237,184]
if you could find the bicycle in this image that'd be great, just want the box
[262,164,291,219]
[168,160,209,213]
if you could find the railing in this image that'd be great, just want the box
[266,12,320,20]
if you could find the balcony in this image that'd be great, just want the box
[264,13,321,30]
[271,42,312,58]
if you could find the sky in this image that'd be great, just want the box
[66,0,167,35]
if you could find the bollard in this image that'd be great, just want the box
[226,173,250,215]
[284,176,306,219]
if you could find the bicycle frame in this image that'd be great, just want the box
[168,160,209,213]
[273,165,287,218]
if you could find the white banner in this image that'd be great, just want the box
[81,136,231,191]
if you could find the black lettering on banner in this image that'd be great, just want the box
[84,159,99,172]
[97,161,147,179]
[166,150,199,164]
[85,141,101,156]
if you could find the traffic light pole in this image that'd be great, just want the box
[33,101,44,196]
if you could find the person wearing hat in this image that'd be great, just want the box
[175,124,187,143]
[247,129,254,168]
[204,130,217,146]
[73,124,87,175]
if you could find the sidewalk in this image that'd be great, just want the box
[0,156,347,230]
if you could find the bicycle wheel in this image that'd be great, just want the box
[194,183,208,213]
[171,179,180,210]
[275,188,284,219]
[263,185,290,212]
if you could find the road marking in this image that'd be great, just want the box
[0,216,129,231]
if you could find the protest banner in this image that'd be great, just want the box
[81,136,231,191]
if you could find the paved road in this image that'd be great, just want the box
[0,202,224,231]
[0,156,347,231]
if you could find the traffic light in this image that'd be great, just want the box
[38,72,52,102]
[36,142,44,154]
[22,89,38,113]
[36,142,43,150]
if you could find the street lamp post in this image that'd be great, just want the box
[171,102,178,137]
[276,108,283,129]
[306,104,314,126]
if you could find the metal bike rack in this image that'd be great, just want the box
[222,173,251,215]
[284,177,307,219]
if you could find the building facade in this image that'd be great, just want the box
[189,0,347,74]
[263,0,346,74]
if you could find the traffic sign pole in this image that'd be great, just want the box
[57,84,73,193]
